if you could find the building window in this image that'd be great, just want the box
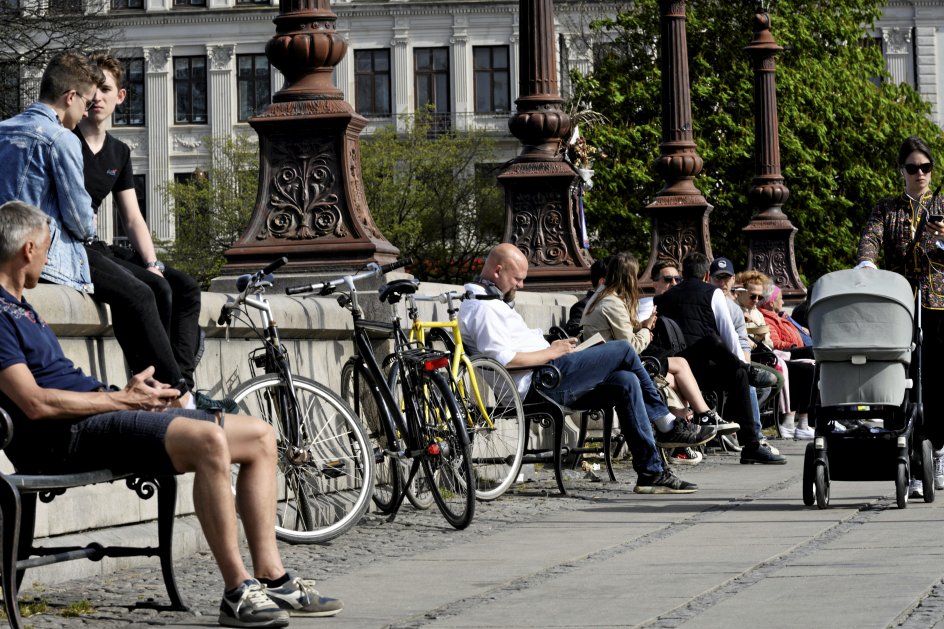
[473,46,510,114]
[112,0,143,8]
[237,54,271,121]
[174,0,206,6]
[113,175,146,247]
[354,49,391,117]
[113,58,145,127]
[414,47,450,114]
[174,56,207,124]
[48,0,83,15]
[0,61,20,122]
[235,0,270,4]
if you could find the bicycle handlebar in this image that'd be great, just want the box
[218,257,288,325]
[285,258,414,297]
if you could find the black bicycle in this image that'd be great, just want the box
[287,260,475,529]
[218,258,375,543]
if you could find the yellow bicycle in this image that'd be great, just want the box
[403,290,526,501]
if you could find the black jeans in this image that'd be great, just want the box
[922,307,944,449]
[85,242,202,390]
[679,333,758,447]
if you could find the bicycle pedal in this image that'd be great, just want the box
[320,460,346,479]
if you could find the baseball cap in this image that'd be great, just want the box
[709,257,735,278]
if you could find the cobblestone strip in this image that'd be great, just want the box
[893,579,944,628]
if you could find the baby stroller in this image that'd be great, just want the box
[802,267,935,508]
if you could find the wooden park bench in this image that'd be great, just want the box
[0,406,186,629]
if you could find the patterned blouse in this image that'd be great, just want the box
[857,192,944,310]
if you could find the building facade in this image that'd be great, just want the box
[88,0,612,244]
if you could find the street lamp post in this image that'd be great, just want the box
[742,6,805,299]
[641,0,714,288]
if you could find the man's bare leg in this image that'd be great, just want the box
[164,417,254,590]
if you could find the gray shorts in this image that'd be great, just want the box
[61,408,220,476]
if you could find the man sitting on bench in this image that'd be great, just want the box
[458,244,716,494]
[0,200,338,628]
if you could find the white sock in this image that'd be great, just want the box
[795,413,809,429]
[184,393,196,410]
[653,413,675,433]
[781,412,796,429]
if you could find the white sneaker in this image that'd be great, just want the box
[910,479,924,499]
[794,426,815,440]
[934,452,944,491]
[759,439,780,456]
[778,423,796,439]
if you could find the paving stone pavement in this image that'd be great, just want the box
[11,440,944,628]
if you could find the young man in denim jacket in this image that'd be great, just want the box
[0,51,100,292]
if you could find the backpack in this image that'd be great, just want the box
[647,315,687,357]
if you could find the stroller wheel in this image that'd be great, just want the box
[802,443,815,506]
[814,462,829,509]
[920,439,936,504]
[896,461,909,509]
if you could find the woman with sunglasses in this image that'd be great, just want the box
[858,135,944,497]
[580,253,737,441]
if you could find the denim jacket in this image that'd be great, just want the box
[0,103,95,292]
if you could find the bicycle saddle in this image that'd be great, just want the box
[378,278,420,304]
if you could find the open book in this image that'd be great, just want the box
[575,332,605,352]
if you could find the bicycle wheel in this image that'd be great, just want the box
[409,368,475,529]
[231,374,374,543]
[341,359,402,514]
[386,362,435,510]
[458,356,526,500]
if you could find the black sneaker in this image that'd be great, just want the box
[634,470,698,494]
[219,579,290,628]
[748,365,778,388]
[694,409,740,436]
[655,420,716,448]
[196,390,240,414]
[740,442,787,465]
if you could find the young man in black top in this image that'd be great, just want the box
[76,53,222,410]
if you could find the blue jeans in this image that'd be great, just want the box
[748,386,764,442]
[541,340,667,477]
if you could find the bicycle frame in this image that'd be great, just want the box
[405,292,494,431]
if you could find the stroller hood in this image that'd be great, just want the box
[809,268,914,363]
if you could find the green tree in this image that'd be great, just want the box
[160,135,259,289]
[572,0,944,283]
[360,110,505,284]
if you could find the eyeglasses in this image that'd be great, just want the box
[747,294,763,301]
[904,162,933,175]
[660,275,681,284]
[68,90,94,112]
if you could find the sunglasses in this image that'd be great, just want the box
[660,275,681,284]
[904,162,933,175]
[746,294,763,301]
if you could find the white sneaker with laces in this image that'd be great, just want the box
[219,579,289,628]
[265,574,343,617]
[910,479,924,499]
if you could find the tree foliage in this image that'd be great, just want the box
[0,0,117,119]
[571,0,944,283]
[160,135,259,289]
[359,110,505,284]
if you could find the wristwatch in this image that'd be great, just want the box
[145,260,166,272]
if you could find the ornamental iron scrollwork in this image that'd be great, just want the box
[655,218,700,265]
[512,192,570,266]
[258,143,347,241]
[127,476,159,500]
[750,238,790,285]
[38,488,67,503]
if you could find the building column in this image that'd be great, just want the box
[882,27,914,87]
[208,44,236,148]
[451,16,470,131]
[392,18,411,132]
[144,46,173,241]
[335,22,352,101]
[915,27,939,125]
